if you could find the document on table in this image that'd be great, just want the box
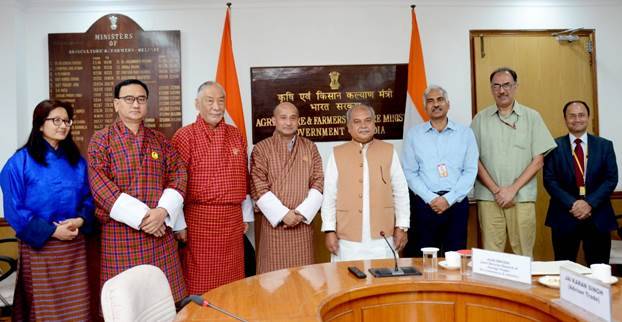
[531,260,591,275]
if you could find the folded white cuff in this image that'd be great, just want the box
[110,193,150,230]
[173,211,187,231]
[256,192,289,227]
[295,189,323,224]
[242,194,254,223]
[157,188,184,229]
[321,220,336,232]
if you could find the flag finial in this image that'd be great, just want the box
[411,4,416,9]
[226,2,232,8]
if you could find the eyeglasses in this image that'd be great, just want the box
[491,82,516,91]
[118,95,148,104]
[45,117,73,127]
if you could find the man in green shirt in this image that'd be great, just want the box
[471,67,556,257]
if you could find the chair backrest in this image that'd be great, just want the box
[101,264,176,322]
[0,238,17,308]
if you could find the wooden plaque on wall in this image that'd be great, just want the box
[251,64,408,144]
[48,14,182,153]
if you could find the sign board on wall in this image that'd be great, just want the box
[250,64,408,144]
[48,14,182,153]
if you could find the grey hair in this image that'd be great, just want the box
[422,85,449,106]
[196,81,226,98]
[346,104,376,124]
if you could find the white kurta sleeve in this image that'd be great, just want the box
[390,150,411,228]
[256,192,289,227]
[157,188,184,229]
[242,194,255,223]
[320,153,338,231]
[110,192,150,230]
[295,188,323,224]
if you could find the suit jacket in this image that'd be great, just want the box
[544,133,618,233]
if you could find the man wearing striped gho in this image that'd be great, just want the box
[172,81,254,294]
[250,102,324,273]
[88,79,187,304]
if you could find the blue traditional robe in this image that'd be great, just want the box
[0,145,95,248]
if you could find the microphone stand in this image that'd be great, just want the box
[368,231,421,277]
[381,231,402,273]
[182,295,249,322]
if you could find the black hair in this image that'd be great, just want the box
[563,100,591,117]
[489,67,518,83]
[21,99,81,166]
[113,79,149,98]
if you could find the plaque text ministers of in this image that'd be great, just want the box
[48,14,182,153]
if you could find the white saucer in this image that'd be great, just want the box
[538,275,560,288]
[439,260,460,270]
[585,274,619,285]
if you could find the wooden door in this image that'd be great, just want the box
[470,30,598,261]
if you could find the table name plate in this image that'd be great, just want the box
[560,267,611,322]
[472,248,532,284]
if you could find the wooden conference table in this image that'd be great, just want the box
[176,258,621,321]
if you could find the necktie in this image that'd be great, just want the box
[573,138,585,188]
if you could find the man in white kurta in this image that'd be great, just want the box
[321,105,410,262]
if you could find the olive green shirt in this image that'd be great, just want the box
[471,102,556,202]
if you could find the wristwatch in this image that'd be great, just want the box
[397,226,408,232]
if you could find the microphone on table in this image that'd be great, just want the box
[380,231,400,272]
[368,231,421,278]
[180,295,249,322]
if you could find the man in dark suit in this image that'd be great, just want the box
[544,100,618,265]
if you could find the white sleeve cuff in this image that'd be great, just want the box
[321,220,336,232]
[110,193,150,230]
[242,194,255,223]
[295,189,323,224]
[173,210,187,231]
[256,192,289,227]
[158,188,184,229]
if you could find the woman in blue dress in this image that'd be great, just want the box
[0,99,95,321]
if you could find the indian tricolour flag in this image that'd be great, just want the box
[216,4,247,144]
[402,6,429,135]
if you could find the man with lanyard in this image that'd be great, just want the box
[402,85,478,256]
[471,67,556,257]
[543,100,618,265]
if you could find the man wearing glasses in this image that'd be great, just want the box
[88,79,188,303]
[471,67,556,257]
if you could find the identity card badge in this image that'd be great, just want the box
[437,164,448,177]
